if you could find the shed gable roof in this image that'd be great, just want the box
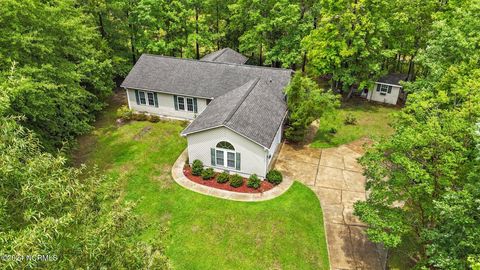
[376,73,408,86]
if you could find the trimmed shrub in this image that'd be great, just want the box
[266,170,283,185]
[247,174,261,189]
[148,115,161,123]
[229,174,243,188]
[344,113,357,125]
[116,105,134,121]
[217,172,229,184]
[201,168,215,180]
[192,160,203,176]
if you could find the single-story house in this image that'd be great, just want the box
[365,73,408,105]
[121,48,292,178]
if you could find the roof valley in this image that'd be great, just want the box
[223,78,260,125]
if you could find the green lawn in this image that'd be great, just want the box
[310,99,398,148]
[76,97,330,269]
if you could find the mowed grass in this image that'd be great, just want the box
[79,102,330,269]
[310,99,398,148]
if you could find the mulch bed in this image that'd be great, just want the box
[183,166,274,194]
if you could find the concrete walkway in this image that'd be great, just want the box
[274,139,386,270]
[171,149,294,202]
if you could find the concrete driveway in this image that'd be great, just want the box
[274,139,386,270]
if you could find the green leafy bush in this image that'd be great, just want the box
[148,115,161,123]
[266,170,283,185]
[217,172,229,184]
[344,113,357,125]
[328,127,337,134]
[229,174,243,188]
[201,168,215,180]
[247,174,261,189]
[116,105,134,120]
[192,160,203,176]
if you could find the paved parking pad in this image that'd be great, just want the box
[275,139,386,270]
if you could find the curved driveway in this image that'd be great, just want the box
[274,139,386,270]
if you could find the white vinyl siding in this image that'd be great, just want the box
[126,89,207,120]
[186,127,267,178]
[368,83,401,105]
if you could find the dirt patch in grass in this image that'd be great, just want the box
[183,166,275,193]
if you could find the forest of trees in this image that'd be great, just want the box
[0,0,479,269]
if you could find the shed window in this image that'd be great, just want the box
[379,84,392,95]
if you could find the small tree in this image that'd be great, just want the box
[285,73,339,142]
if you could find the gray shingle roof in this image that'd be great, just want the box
[181,78,288,148]
[121,54,291,99]
[200,48,248,64]
[121,53,292,148]
[376,73,408,86]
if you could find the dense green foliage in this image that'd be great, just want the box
[354,1,480,268]
[247,174,261,189]
[0,117,169,269]
[191,159,204,176]
[285,73,339,142]
[216,172,230,183]
[229,174,244,188]
[201,168,215,180]
[266,170,283,185]
[0,0,114,150]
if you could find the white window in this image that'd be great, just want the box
[215,141,236,169]
[177,96,185,110]
[227,152,235,168]
[139,91,146,105]
[378,84,392,95]
[147,92,155,106]
[186,98,194,112]
[216,150,224,166]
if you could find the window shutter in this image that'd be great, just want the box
[210,148,216,166]
[235,152,241,170]
[173,95,178,110]
[193,98,198,113]
[134,90,140,104]
[153,92,159,107]
[387,86,392,94]
[376,84,381,92]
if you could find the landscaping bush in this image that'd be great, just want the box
[201,168,215,180]
[344,113,357,125]
[217,172,230,184]
[328,127,337,134]
[116,105,134,121]
[266,170,283,185]
[148,115,161,123]
[229,174,243,188]
[192,160,203,176]
[132,113,148,121]
[247,174,261,189]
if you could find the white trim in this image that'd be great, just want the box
[182,125,269,150]
[374,81,402,88]
[125,86,210,100]
[125,88,131,109]
[137,90,156,107]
